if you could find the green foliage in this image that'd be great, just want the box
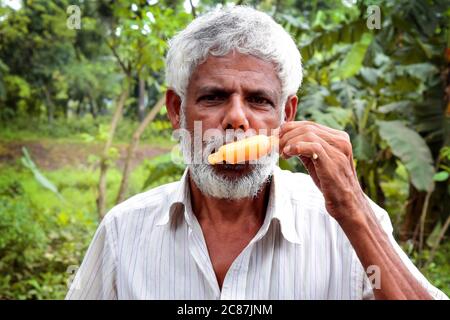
[278,0,449,234]
[108,2,191,74]
[142,149,186,190]
[379,161,409,222]
[0,166,96,299]
[434,147,450,184]
[0,0,449,299]
[331,32,373,80]
[0,157,158,299]
[276,0,449,292]
[21,147,64,199]
[0,0,194,121]
[0,114,174,146]
[377,121,435,192]
[410,241,450,297]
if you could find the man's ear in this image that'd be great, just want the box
[283,95,298,122]
[166,89,182,129]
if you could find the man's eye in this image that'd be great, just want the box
[200,95,225,102]
[248,96,272,106]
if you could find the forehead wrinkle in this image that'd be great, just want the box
[192,53,280,84]
[193,72,280,98]
[196,83,279,98]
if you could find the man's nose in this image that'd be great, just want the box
[221,94,249,131]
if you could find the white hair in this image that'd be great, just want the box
[165,5,303,105]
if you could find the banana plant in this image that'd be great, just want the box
[275,0,449,245]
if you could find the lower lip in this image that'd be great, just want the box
[214,163,249,171]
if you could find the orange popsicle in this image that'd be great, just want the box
[208,135,278,165]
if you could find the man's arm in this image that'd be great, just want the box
[279,120,447,300]
[358,199,448,300]
[339,193,434,299]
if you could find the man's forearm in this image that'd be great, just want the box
[337,196,432,300]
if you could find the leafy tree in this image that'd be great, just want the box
[275,0,449,254]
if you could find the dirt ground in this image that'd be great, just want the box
[0,139,171,171]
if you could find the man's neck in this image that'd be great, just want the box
[188,173,271,231]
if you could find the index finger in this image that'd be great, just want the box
[280,120,347,138]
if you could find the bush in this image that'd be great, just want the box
[0,194,97,299]
[0,155,176,299]
[0,167,97,299]
[412,242,450,297]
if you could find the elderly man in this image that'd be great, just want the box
[66,6,447,300]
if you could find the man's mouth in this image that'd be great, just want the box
[214,163,248,170]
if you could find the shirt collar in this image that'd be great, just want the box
[155,168,190,226]
[268,166,302,244]
[156,166,301,245]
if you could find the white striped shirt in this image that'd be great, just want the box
[66,166,448,300]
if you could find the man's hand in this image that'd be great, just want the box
[278,120,366,224]
[278,120,434,299]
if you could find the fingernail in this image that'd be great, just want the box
[283,145,291,154]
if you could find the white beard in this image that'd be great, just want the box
[187,157,278,200]
[179,113,280,200]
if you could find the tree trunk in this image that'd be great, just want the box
[401,184,426,242]
[116,95,165,204]
[89,92,98,118]
[189,0,197,18]
[426,214,450,267]
[374,165,385,208]
[97,84,129,220]
[76,99,81,116]
[43,85,54,124]
[138,75,146,122]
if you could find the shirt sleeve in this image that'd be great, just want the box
[362,198,448,300]
[65,213,118,300]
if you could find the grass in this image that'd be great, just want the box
[0,157,171,299]
[0,115,179,299]
[0,115,176,148]
[0,157,156,214]
[419,243,450,297]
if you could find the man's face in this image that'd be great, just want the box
[166,50,296,199]
[185,51,282,131]
[183,51,283,178]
